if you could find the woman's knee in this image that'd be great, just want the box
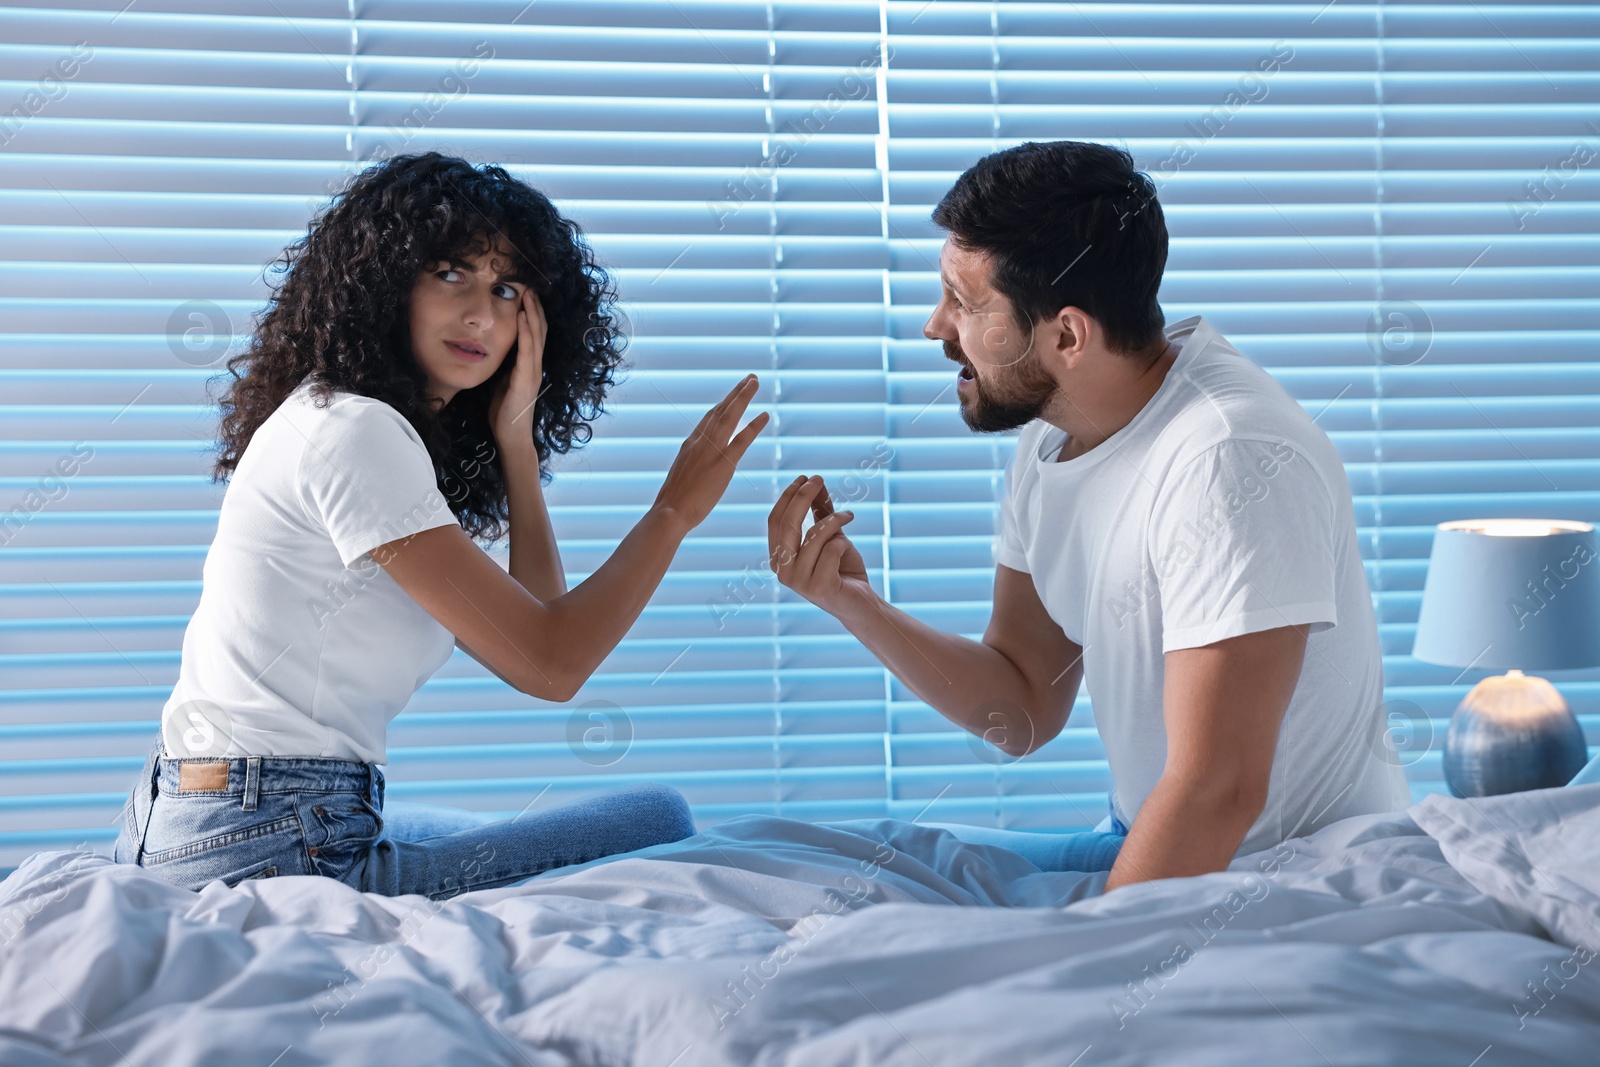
[615,783,696,844]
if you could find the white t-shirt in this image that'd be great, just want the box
[161,376,463,765]
[994,315,1411,857]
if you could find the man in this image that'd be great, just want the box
[767,140,1411,893]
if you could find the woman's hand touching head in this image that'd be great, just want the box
[486,287,548,458]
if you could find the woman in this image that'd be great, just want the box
[112,152,768,900]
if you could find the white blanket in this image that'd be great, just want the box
[4,784,1600,1066]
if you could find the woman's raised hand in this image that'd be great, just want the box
[653,374,769,535]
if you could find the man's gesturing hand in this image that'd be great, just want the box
[768,474,870,615]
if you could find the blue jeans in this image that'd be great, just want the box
[924,793,1130,872]
[111,737,698,900]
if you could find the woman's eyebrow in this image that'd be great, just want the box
[442,256,524,283]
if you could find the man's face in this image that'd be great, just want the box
[922,239,1059,434]
[408,240,526,410]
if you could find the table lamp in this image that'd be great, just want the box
[1411,519,1599,798]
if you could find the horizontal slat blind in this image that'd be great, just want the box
[1360,0,1600,791]
[1,0,1595,875]
[883,0,1600,829]
[0,0,905,874]
[1,0,368,874]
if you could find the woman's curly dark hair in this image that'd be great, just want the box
[208,151,628,542]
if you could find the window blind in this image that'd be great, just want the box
[881,0,1600,829]
[1,0,1595,876]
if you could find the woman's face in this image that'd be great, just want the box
[409,241,528,410]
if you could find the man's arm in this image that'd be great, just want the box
[1102,622,1309,893]
[767,476,1081,755]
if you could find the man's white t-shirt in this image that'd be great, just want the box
[161,376,463,765]
[995,315,1411,857]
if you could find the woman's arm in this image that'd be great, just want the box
[490,285,566,601]
[379,376,768,702]
[502,442,566,600]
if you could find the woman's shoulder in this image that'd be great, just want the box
[287,377,424,448]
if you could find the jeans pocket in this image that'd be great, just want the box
[235,860,282,883]
[141,813,311,890]
[302,793,382,883]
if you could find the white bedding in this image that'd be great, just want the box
[4,784,1600,1065]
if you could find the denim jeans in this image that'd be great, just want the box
[924,792,1130,872]
[112,737,698,900]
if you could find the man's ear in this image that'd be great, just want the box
[1052,307,1094,371]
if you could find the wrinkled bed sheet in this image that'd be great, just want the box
[3,784,1600,1066]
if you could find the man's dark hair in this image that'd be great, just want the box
[931,140,1168,355]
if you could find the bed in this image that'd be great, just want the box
[4,778,1600,1066]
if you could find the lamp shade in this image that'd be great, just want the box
[1412,519,1600,671]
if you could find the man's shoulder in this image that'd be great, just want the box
[1157,328,1340,482]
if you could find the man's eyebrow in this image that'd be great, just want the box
[941,272,972,303]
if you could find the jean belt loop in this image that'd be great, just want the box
[242,756,262,812]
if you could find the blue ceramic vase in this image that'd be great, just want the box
[1443,671,1589,798]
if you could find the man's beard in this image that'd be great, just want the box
[945,339,1058,434]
